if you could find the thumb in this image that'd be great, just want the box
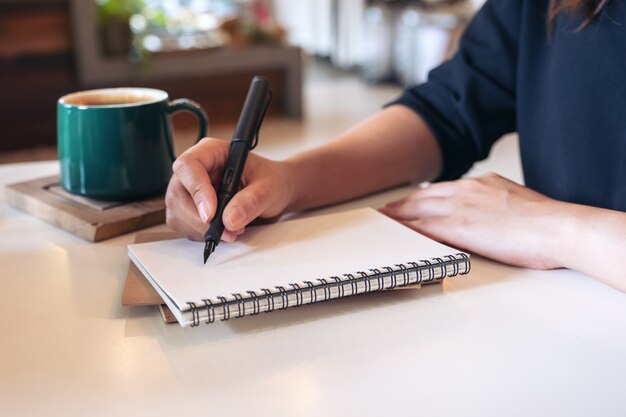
[222,182,271,231]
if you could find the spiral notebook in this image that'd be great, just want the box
[128,208,470,327]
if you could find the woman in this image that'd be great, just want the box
[165,0,626,291]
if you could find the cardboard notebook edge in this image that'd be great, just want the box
[122,230,182,323]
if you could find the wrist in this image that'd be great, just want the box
[544,201,587,270]
[280,158,307,214]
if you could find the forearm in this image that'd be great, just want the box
[554,203,626,292]
[285,105,442,212]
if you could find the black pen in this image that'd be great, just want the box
[203,76,272,263]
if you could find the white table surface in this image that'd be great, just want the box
[1,159,626,417]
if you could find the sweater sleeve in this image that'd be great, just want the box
[390,0,522,181]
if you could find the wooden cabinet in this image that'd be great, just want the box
[0,0,75,150]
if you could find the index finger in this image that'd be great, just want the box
[172,154,218,224]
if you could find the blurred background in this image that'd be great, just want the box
[0,0,487,163]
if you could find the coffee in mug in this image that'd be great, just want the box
[57,88,208,200]
[61,92,157,106]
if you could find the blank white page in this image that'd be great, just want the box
[128,208,460,311]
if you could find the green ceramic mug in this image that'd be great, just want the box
[58,87,208,200]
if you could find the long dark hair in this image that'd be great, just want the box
[548,0,610,30]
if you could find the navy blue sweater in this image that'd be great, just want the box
[392,0,626,212]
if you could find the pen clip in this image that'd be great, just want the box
[250,89,273,150]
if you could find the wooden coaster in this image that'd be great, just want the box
[5,175,166,242]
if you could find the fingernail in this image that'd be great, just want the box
[198,202,211,223]
[227,206,245,229]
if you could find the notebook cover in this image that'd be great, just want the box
[128,208,461,326]
[122,214,434,325]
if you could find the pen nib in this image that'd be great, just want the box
[203,240,216,264]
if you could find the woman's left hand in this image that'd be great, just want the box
[380,172,572,270]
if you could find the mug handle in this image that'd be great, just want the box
[167,98,209,156]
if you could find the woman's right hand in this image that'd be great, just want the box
[165,137,295,242]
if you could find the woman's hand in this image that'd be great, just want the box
[165,138,294,242]
[380,172,574,270]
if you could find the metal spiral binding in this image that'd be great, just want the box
[183,253,470,326]
[331,276,344,298]
[233,293,245,318]
[411,259,435,282]
[202,298,215,324]
[247,291,261,315]
[276,286,289,310]
[304,280,317,303]
[261,288,274,312]
[383,266,397,289]
[319,278,331,301]
[446,254,459,276]
[459,253,471,274]
[407,262,423,283]
[357,272,367,290]
[433,257,447,278]
[344,273,358,295]
[368,269,383,291]
[290,283,304,307]
[187,301,200,327]
[395,263,410,286]
[217,296,230,321]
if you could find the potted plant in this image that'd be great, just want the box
[96,0,145,57]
